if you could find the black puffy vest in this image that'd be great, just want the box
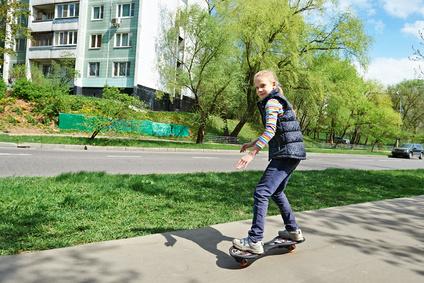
[257,89,306,160]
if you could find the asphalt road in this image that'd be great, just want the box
[1,146,423,177]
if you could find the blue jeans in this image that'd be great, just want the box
[248,158,300,243]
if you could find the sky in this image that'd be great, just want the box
[326,0,424,86]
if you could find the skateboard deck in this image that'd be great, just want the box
[229,236,305,267]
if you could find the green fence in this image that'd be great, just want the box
[58,113,190,137]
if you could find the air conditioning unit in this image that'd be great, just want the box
[111,18,121,28]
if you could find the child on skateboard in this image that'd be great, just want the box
[233,70,306,254]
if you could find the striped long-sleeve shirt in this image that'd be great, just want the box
[255,98,284,149]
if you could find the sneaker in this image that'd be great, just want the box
[278,229,304,242]
[232,237,264,254]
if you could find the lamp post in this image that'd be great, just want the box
[395,91,403,147]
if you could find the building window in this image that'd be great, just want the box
[88,62,100,77]
[90,34,102,48]
[57,31,78,46]
[14,38,26,52]
[42,64,52,76]
[17,14,27,26]
[113,62,130,77]
[117,3,135,18]
[57,3,79,18]
[92,6,104,20]
[115,33,131,47]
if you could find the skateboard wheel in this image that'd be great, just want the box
[240,259,249,268]
[287,244,296,252]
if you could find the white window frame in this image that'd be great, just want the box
[116,3,135,18]
[114,33,131,48]
[56,31,78,46]
[92,6,104,20]
[90,34,102,49]
[56,3,79,18]
[88,62,100,77]
[113,62,131,77]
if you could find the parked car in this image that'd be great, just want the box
[391,143,423,159]
[334,136,350,144]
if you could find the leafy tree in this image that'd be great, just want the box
[388,80,424,135]
[87,86,144,140]
[362,92,401,150]
[216,0,370,137]
[159,4,240,143]
[0,0,30,65]
[290,54,367,144]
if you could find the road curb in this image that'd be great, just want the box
[0,142,18,148]
[0,142,239,153]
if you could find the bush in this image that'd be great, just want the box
[0,80,6,99]
[11,78,69,122]
[12,79,42,101]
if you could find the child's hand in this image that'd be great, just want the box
[240,140,255,153]
[236,153,254,169]
[240,143,251,153]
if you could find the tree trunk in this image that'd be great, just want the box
[371,140,379,152]
[196,123,206,144]
[351,126,360,145]
[230,116,247,137]
[90,129,100,140]
[230,67,259,137]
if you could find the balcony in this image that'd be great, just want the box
[52,17,78,31]
[30,21,53,32]
[31,0,79,5]
[30,18,78,32]
[28,46,77,60]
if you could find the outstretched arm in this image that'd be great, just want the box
[235,98,283,169]
[236,146,260,169]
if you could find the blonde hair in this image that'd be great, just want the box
[254,70,284,94]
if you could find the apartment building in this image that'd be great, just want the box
[2,0,206,109]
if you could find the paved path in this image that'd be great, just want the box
[1,196,423,283]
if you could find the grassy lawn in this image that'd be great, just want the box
[1,169,423,255]
[0,133,390,155]
[0,134,241,150]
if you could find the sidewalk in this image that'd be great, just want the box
[0,196,423,283]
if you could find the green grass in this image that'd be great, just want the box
[0,133,391,155]
[0,134,241,150]
[1,169,423,255]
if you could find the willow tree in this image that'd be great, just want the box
[159,4,240,143]
[217,0,370,137]
[388,80,424,135]
[293,55,364,142]
[362,92,401,150]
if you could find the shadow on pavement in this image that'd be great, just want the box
[0,244,142,283]
[160,224,299,270]
[161,226,241,269]
[297,197,424,277]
